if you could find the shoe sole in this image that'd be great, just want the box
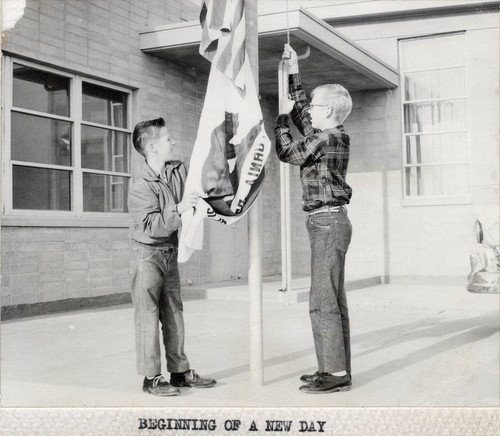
[299,384,351,394]
[171,382,217,388]
[143,387,180,396]
[300,372,350,383]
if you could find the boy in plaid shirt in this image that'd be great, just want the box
[275,44,353,394]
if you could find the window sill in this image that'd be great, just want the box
[401,195,472,207]
[1,213,132,228]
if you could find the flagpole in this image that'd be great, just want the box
[246,0,264,387]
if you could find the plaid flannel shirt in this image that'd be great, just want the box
[274,73,352,212]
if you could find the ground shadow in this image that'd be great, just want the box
[351,311,499,388]
[268,311,499,386]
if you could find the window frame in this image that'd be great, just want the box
[398,32,472,207]
[2,56,133,227]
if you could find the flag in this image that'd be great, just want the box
[199,0,246,89]
[178,0,270,263]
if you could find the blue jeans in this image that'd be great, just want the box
[130,244,190,377]
[306,209,352,374]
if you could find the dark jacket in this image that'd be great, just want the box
[128,160,188,247]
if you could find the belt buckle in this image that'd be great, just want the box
[324,205,341,214]
[310,206,328,216]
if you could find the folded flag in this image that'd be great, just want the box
[178,0,270,263]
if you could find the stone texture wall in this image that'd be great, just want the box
[1,227,130,306]
[2,1,497,309]
[1,0,220,307]
[1,0,283,307]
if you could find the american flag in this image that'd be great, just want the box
[199,0,246,89]
[178,0,270,262]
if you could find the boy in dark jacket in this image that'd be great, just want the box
[128,117,216,396]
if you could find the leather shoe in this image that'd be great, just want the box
[299,373,351,394]
[170,369,216,388]
[143,374,180,396]
[300,370,320,383]
[300,370,350,383]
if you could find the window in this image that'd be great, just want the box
[399,33,470,204]
[3,57,132,218]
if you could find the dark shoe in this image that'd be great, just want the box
[300,370,320,383]
[300,370,350,383]
[142,374,180,396]
[170,369,216,388]
[299,373,351,394]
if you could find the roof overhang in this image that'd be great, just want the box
[139,7,399,96]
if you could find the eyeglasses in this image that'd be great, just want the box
[309,103,330,109]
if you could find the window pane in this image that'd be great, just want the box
[401,33,468,200]
[403,100,466,133]
[405,133,468,164]
[13,63,70,116]
[405,164,469,197]
[400,33,464,71]
[82,82,128,128]
[81,125,129,172]
[434,34,465,67]
[11,112,72,166]
[83,173,129,212]
[13,165,71,210]
[404,68,465,101]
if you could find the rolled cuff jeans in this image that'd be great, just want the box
[306,209,352,374]
[130,244,190,377]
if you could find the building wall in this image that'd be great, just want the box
[1,1,498,310]
[1,0,215,308]
[286,88,401,280]
[278,4,499,284]
[259,96,282,277]
[1,0,284,308]
[332,6,499,283]
[1,227,130,306]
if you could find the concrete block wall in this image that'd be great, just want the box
[345,89,400,281]
[259,96,282,277]
[1,0,286,308]
[4,1,497,310]
[265,5,499,284]
[335,9,499,283]
[1,0,209,308]
[259,88,399,280]
[1,227,131,307]
[285,88,401,280]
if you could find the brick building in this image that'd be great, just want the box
[1,0,498,318]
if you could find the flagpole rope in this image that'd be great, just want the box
[285,0,290,44]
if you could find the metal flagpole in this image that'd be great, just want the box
[277,2,310,295]
[278,56,293,295]
[246,0,264,386]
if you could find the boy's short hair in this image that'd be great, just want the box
[311,84,352,123]
[132,117,166,157]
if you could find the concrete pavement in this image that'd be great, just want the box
[1,278,499,408]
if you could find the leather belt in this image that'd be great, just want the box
[308,205,346,216]
[133,241,175,251]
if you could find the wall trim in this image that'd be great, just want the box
[321,1,500,26]
[2,293,133,321]
[383,275,468,287]
[1,290,208,321]
[1,215,132,228]
[1,50,139,91]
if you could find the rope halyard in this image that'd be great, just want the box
[285,0,290,45]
